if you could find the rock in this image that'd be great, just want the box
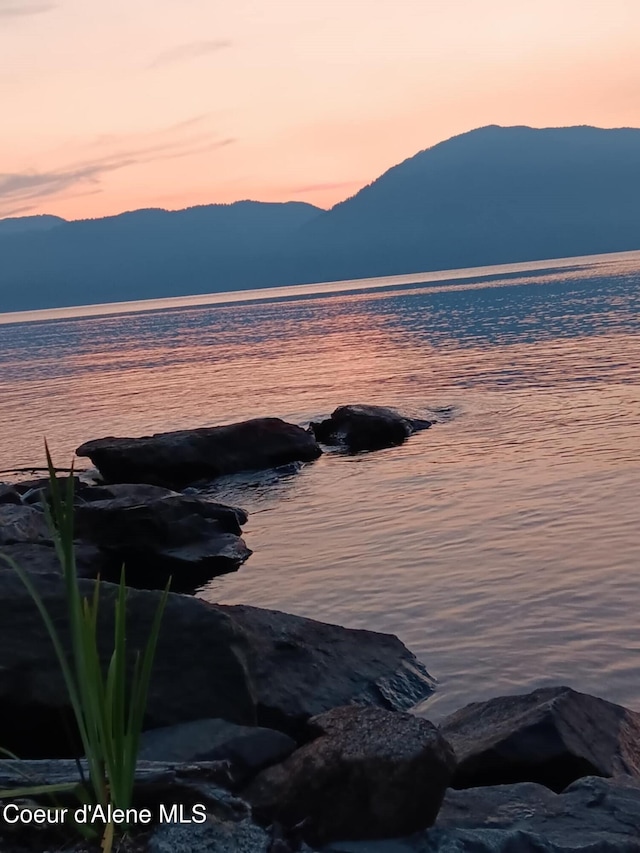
[73,492,251,593]
[139,718,296,784]
[440,685,640,791]
[310,405,433,452]
[0,541,108,579]
[244,705,456,845]
[0,504,50,545]
[426,776,640,852]
[0,483,22,505]
[219,604,437,736]
[76,418,322,488]
[0,758,234,809]
[148,818,271,853]
[0,573,256,757]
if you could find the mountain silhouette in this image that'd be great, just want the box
[2,125,640,312]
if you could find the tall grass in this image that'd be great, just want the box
[0,447,169,852]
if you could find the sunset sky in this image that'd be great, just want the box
[2,0,639,220]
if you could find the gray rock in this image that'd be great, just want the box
[0,541,108,579]
[310,405,433,452]
[426,776,640,852]
[139,718,296,783]
[148,818,270,853]
[73,492,251,592]
[0,504,50,545]
[76,417,322,488]
[220,604,437,736]
[244,705,456,845]
[440,686,640,790]
[0,573,256,757]
[324,777,640,852]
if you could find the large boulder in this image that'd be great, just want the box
[218,604,437,735]
[73,492,252,592]
[139,718,296,785]
[76,417,322,488]
[244,705,456,845]
[440,685,640,791]
[310,405,433,452]
[0,573,256,757]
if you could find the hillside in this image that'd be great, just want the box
[2,126,640,311]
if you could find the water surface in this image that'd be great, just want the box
[1,251,639,718]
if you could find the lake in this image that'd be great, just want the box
[1,250,639,719]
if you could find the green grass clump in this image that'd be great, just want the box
[0,446,169,852]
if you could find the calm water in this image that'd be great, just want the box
[1,251,639,719]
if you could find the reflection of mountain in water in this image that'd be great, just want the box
[3,125,640,311]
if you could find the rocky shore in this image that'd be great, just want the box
[1,407,639,852]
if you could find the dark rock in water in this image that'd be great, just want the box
[0,504,50,544]
[0,483,21,505]
[310,405,433,452]
[76,417,322,488]
[0,573,256,757]
[139,718,296,784]
[245,705,455,845]
[74,492,251,592]
[428,776,640,853]
[440,685,640,791]
[218,604,437,736]
[0,541,108,579]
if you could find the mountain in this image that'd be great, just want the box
[2,126,640,312]
[0,214,65,237]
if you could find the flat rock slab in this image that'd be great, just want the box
[76,417,322,488]
[139,718,296,784]
[219,604,437,735]
[324,777,640,852]
[245,705,455,846]
[310,405,433,452]
[147,818,270,853]
[440,685,640,790]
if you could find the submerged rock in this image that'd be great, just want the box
[440,685,640,791]
[219,603,437,736]
[245,705,455,845]
[76,417,322,488]
[310,405,433,452]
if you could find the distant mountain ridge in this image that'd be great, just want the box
[2,125,640,312]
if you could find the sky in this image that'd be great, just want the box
[1,0,639,220]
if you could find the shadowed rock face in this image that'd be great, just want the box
[311,405,433,452]
[76,417,322,488]
[440,685,640,791]
[244,705,456,845]
[0,573,256,757]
